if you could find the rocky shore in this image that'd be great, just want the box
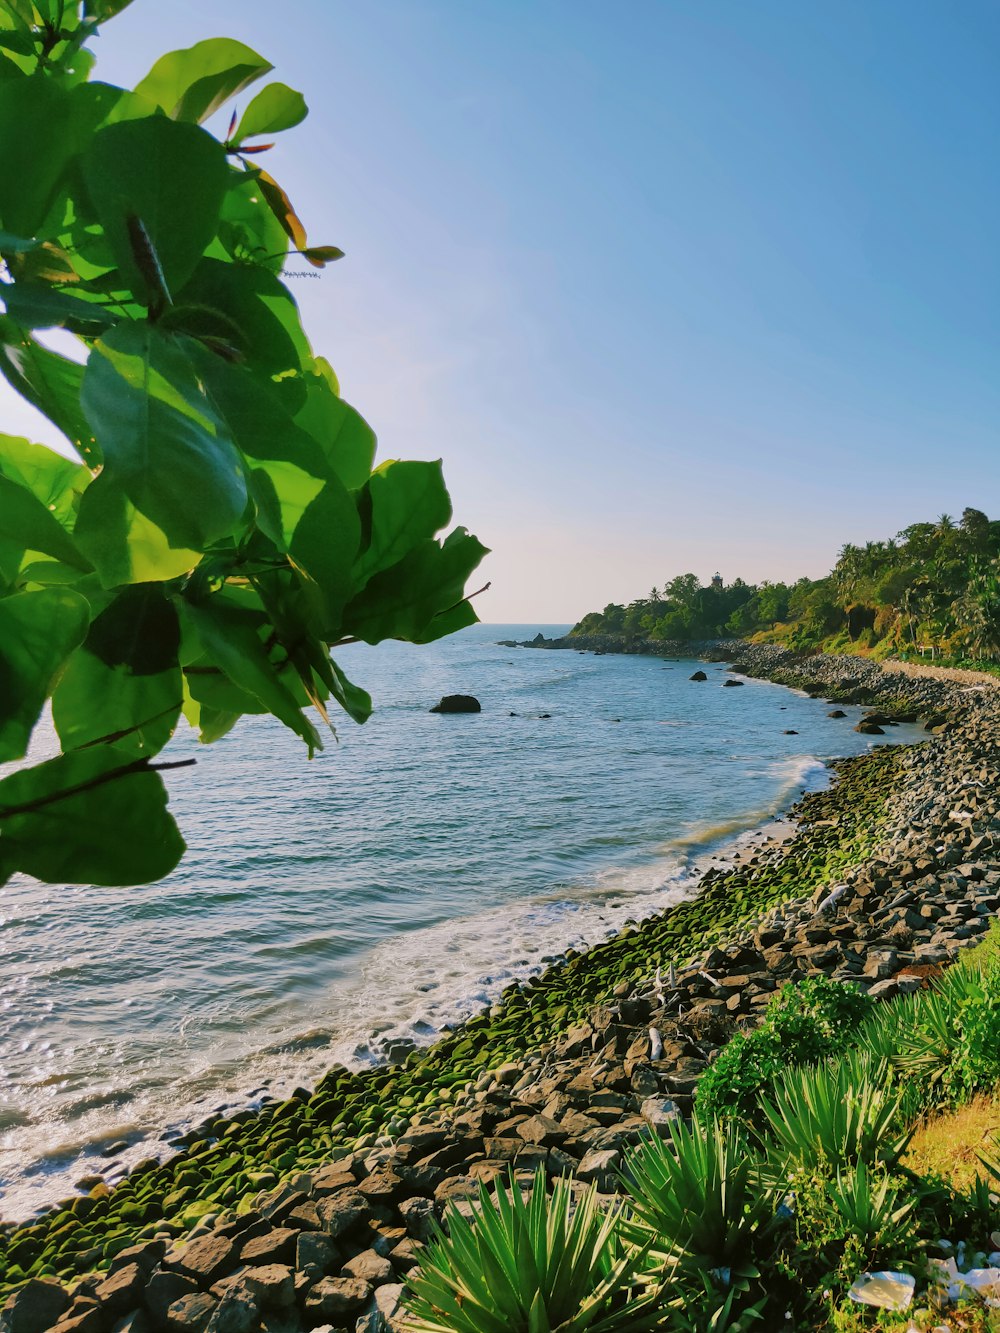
[2,647,998,1333]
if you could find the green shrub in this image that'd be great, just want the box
[402,1169,660,1333]
[697,978,873,1121]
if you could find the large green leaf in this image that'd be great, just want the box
[233,82,307,142]
[193,350,329,476]
[0,474,90,571]
[1,283,117,336]
[214,173,288,272]
[353,459,453,584]
[181,596,322,752]
[134,38,272,124]
[343,527,488,644]
[53,586,182,758]
[249,461,325,551]
[81,323,248,550]
[74,475,203,586]
[0,745,185,887]
[83,0,137,18]
[0,76,81,233]
[179,258,311,376]
[83,116,229,303]
[289,479,361,634]
[0,588,91,762]
[290,362,376,490]
[0,434,90,526]
[0,317,92,456]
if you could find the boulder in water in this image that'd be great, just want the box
[828,709,847,719]
[429,695,481,714]
[723,679,744,688]
[855,719,884,734]
[689,670,708,681]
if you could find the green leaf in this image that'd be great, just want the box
[328,658,371,725]
[1,283,117,336]
[233,82,307,142]
[81,323,248,551]
[181,685,242,744]
[83,0,137,18]
[248,461,325,550]
[0,745,185,887]
[83,115,229,303]
[133,38,272,124]
[289,363,375,490]
[53,586,182,758]
[354,459,453,584]
[181,595,322,753]
[288,479,361,634]
[214,173,288,272]
[344,527,488,644]
[0,588,90,762]
[191,349,329,476]
[74,476,202,586]
[0,316,93,457]
[0,474,90,572]
[0,77,79,234]
[0,433,90,529]
[179,258,311,376]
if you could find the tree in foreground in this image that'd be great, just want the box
[0,0,487,888]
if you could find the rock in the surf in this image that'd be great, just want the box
[429,695,481,714]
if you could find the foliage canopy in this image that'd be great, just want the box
[572,509,1000,660]
[0,0,487,887]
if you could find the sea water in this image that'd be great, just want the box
[0,626,922,1217]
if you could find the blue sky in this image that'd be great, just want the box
[6,1,999,620]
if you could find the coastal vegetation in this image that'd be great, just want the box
[0,0,485,891]
[570,509,1000,663]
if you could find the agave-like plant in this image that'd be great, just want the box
[401,1169,661,1333]
[761,1051,912,1174]
[622,1117,775,1273]
[827,1161,916,1254]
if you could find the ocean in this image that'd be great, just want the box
[0,626,922,1218]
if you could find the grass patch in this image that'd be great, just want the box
[902,1095,1000,1193]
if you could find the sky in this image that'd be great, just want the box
[4,0,999,622]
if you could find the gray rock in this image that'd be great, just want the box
[304,1278,372,1321]
[639,1097,683,1133]
[165,1292,216,1333]
[1,1279,72,1333]
[342,1249,394,1286]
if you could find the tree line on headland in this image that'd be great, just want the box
[571,508,1000,661]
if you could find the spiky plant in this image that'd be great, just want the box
[622,1117,775,1274]
[826,1161,916,1255]
[401,1169,660,1333]
[761,1051,912,1174]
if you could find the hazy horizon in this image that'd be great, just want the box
[2,0,997,621]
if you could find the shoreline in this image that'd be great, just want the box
[2,646,998,1332]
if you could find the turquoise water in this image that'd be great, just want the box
[0,627,920,1218]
